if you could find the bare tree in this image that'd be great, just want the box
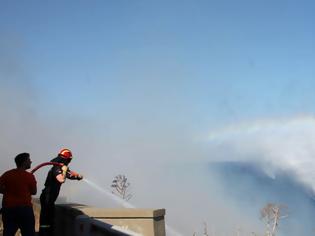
[111,174,132,201]
[192,222,209,236]
[260,203,288,236]
[236,227,241,236]
[203,222,209,236]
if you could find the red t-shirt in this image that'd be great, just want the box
[0,169,37,207]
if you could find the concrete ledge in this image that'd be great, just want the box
[74,207,165,219]
[22,199,166,236]
[62,205,165,236]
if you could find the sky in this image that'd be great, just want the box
[1,0,315,235]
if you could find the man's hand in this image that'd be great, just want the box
[61,165,68,175]
[69,170,83,180]
[56,166,68,183]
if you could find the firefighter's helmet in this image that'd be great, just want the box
[59,148,72,159]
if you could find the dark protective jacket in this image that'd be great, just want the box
[40,156,79,204]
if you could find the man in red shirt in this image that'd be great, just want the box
[0,153,37,236]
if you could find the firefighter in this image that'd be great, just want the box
[39,149,83,236]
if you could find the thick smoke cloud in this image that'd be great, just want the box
[207,115,315,192]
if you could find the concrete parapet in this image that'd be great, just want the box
[54,204,165,236]
[77,207,166,236]
[75,215,137,236]
[1,199,166,236]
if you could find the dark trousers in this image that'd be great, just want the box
[39,193,55,236]
[1,206,35,236]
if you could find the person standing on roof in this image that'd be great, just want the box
[0,152,37,236]
[39,148,83,236]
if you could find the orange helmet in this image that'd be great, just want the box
[59,148,72,159]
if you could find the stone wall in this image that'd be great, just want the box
[0,199,165,236]
[53,203,166,236]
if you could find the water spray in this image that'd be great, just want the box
[83,178,183,236]
[83,178,135,208]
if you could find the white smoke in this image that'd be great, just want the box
[207,114,315,193]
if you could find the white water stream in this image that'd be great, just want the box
[83,178,183,236]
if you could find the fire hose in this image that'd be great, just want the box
[30,162,64,174]
[31,162,82,179]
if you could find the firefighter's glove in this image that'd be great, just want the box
[61,165,68,175]
[69,171,83,180]
[77,174,83,181]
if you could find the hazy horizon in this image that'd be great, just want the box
[1,1,315,235]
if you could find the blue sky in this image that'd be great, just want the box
[1,0,314,129]
[1,1,315,234]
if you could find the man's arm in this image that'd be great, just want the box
[29,174,37,195]
[0,185,4,194]
[30,185,37,195]
[0,176,5,194]
[55,165,68,183]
